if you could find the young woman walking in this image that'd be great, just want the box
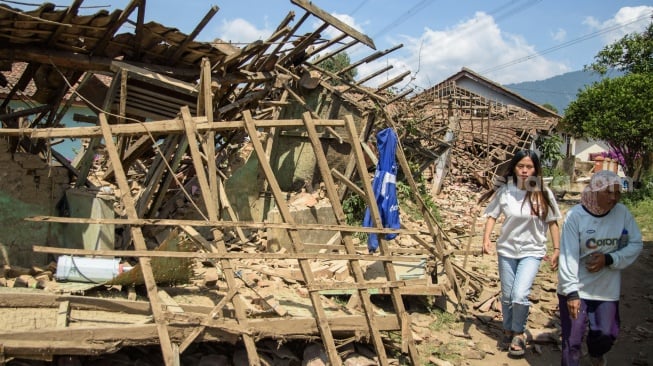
[479,150,561,357]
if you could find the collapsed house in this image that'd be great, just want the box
[390,67,560,194]
[0,1,560,365]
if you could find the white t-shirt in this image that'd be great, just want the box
[484,183,562,258]
[557,203,643,301]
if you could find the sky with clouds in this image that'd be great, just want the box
[32,1,653,92]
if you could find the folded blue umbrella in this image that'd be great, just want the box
[363,128,401,253]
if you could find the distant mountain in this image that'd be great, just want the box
[505,69,624,115]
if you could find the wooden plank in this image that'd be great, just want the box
[168,6,219,63]
[344,115,419,363]
[318,285,445,296]
[107,62,197,94]
[180,106,260,365]
[290,0,375,49]
[242,110,342,366]
[56,301,70,328]
[26,216,417,235]
[98,113,176,366]
[158,291,184,314]
[32,245,424,262]
[104,134,153,180]
[146,136,189,219]
[217,180,248,243]
[135,135,180,217]
[197,59,222,241]
[0,291,229,316]
[0,117,347,138]
[0,315,404,344]
[178,287,238,352]
[302,112,389,365]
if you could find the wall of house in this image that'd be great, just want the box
[456,78,536,113]
[566,138,610,162]
[0,137,69,267]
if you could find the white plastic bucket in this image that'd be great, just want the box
[55,256,131,283]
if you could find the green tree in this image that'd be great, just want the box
[535,134,564,172]
[318,52,357,85]
[561,73,653,179]
[563,20,653,180]
[585,19,653,75]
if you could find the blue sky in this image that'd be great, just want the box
[16,1,653,91]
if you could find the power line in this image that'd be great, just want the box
[349,0,369,16]
[372,0,436,39]
[480,11,653,75]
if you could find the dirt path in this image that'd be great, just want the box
[437,244,653,366]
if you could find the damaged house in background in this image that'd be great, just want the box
[0,1,561,365]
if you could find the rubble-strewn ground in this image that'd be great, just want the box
[420,193,653,366]
[2,188,652,366]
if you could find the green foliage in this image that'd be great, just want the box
[586,20,653,75]
[622,173,653,204]
[561,73,653,177]
[535,134,565,169]
[396,179,442,223]
[342,192,368,242]
[542,103,559,114]
[342,192,366,226]
[318,52,357,85]
[621,173,653,241]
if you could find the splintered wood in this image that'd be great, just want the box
[0,1,560,365]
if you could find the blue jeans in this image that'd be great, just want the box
[558,294,619,366]
[498,255,542,334]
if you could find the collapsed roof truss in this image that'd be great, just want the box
[0,1,463,365]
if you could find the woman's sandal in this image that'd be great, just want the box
[508,334,526,357]
[499,331,513,350]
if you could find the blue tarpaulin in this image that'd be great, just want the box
[363,128,400,253]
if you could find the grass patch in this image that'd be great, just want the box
[624,197,653,241]
[621,176,653,242]
[428,308,456,332]
[423,341,465,364]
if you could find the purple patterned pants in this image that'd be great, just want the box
[558,294,620,366]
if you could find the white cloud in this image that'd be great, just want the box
[216,18,271,44]
[357,12,569,89]
[585,6,653,44]
[329,12,366,35]
[551,28,567,42]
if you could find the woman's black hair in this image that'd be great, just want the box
[478,149,554,220]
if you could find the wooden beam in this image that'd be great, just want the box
[243,110,342,365]
[168,6,219,64]
[32,245,425,262]
[303,112,389,365]
[25,216,418,235]
[180,106,260,364]
[98,113,176,366]
[0,117,347,138]
[290,0,375,49]
[344,115,419,363]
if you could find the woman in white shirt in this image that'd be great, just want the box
[479,150,561,357]
[557,170,642,366]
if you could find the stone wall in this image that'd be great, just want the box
[0,137,69,267]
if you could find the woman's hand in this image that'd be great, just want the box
[567,298,581,320]
[585,252,606,273]
[482,217,496,255]
[548,249,560,270]
[482,239,493,255]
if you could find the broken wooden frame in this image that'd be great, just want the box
[0,1,470,364]
[10,104,447,366]
[0,54,467,366]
